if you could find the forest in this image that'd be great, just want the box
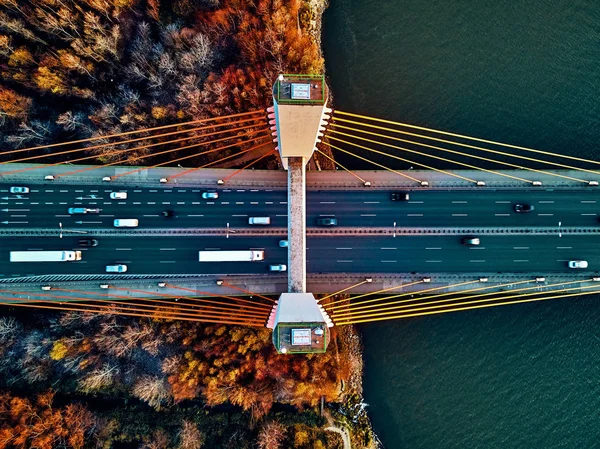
[0,0,363,448]
[0,0,324,166]
[0,306,370,448]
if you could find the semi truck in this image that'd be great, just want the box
[198,250,264,262]
[10,250,82,262]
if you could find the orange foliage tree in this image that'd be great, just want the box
[162,324,341,420]
[0,391,96,449]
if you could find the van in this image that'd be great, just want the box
[249,217,270,225]
[114,219,139,227]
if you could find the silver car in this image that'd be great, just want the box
[568,260,588,269]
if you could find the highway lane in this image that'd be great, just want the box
[1,235,599,277]
[308,189,600,227]
[1,184,600,229]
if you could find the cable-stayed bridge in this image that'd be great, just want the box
[1,74,599,353]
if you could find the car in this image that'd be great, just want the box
[269,264,287,272]
[391,192,410,201]
[9,186,29,194]
[114,219,139,227]
[568,260,588,269]
[461,236,480,246]
[78,238,98,247]
[106,264,128,273]
[162,210,175,217]
[316,217,338,226]
[514,204,534,213]
[202,191,219,199]
[68,208,100,214]
[248,217,270,225]
[279,240,289,248]
[110,192,127,199]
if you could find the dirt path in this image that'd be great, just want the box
[324,425,352,449]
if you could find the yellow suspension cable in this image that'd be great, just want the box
[326,279,481,312]
[3,122,267,176]
[107,131,270,179]
[327,130,540,183]
[0,110,266,156]
[318,279,373,303]
[0,116,266,169]
[331,279,534,316]
[334,285,600,325]
[324,280,425,308]
[322,137,476,182]
[315,149,369,184]
[335,280,594,322]
[332,278,580,318]
[321,142,422,183]
[334,110,600,166]
[331,122,589,182]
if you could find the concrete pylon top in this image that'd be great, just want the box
[271,74,330,169]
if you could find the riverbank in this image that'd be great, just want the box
[306,0,379,446]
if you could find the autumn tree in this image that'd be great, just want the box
[0,391,96,449]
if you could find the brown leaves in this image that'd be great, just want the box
[0,391,96,449]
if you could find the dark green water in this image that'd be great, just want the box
[323,0,600,169]
[322,1,600,448]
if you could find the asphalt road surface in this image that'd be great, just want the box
[0,183,599,229]
[1,235,599,277]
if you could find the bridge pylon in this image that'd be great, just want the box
[267,74,333,354]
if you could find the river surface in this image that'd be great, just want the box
[322,1,600,448]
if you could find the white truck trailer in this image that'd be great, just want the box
[10,250,82,262]
[198,250,264,262]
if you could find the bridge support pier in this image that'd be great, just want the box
[287,156,306,293]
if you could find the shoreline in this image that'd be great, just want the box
[303,1,380,446]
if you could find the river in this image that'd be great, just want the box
[322,1,600,447]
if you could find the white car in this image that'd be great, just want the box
[202,191,219,199]
[9,186,29,194]
[110,192,127,199]
[568,260,588,269]
[106,264,128,273]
